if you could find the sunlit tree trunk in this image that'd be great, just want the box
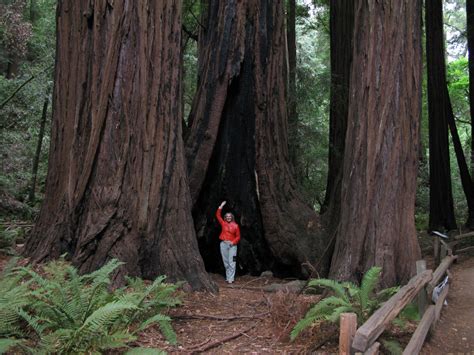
[25,0,216,291]
[329,0,422,287]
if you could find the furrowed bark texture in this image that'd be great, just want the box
[321,0,354,229]
[329,0,422,287]
[426,0,457,231]
[186,0,326,277]
[287,0,299,174]
[25,0,216,291]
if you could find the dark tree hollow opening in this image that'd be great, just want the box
[191,62,278,277]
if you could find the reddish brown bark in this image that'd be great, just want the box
[24,0,215,291]
[329,0,422,287]
[186,0,327,278]
[287,0,299,173]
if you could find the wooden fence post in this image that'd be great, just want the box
[339,313,357,355]
[433,237,440,265]
[416,260,427,315]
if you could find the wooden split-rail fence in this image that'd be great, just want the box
[338,230,474,355]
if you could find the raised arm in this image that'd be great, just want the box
[216,201,226,225]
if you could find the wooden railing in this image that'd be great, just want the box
[433,230,474,264]
[338,254,457,355]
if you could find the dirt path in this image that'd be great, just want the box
[422,256,474,354]
[136,274,339,353]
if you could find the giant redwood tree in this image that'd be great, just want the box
[24,1,215,291]
[329,0,422,287]
[185,0,328,277]
[426,0,457,232]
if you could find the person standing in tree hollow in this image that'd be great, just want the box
[216,201,240,284]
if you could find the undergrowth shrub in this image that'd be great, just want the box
[266,290,317,340]
[0,225,21,255]
[291,266,399,340]
[0,258,181,354]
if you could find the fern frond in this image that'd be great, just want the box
[393,302,420,330]
[80,259,124,285]
[290,296,351,340]
[0,257,20,277]
[0,338,24,354]
[91,331,136,351]
[341,281,359,298]
[376,286,399,302]
[78,301,137,336]
[326,306,355,323]
[40,328,74,353]
[126,277,146,292]
[307,279,348,301]
[359,267,381,310]
[135,314,171,333]
[17,308,46,337]
[159,319,177,345]
[291,312,321,341]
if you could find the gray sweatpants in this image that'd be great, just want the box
[220,241,237,282]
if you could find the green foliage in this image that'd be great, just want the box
[0,223,29,254]
[392,302,420,329]
[0,0,56,210]
[381,339,403,355]
[291,267,399,340]
[293,4,330,208]
[0,258,181,353]
[0,225,18,253]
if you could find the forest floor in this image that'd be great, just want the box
[135,236,474,354]
[1,234,474,353]
[421,253,474,354]
[134,273,338,353]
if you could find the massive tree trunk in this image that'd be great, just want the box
[320,0,354,229]
[329,0,422,287]
[446,98,474,229]
[24,0,215,291]
[426,0,457,231]
[287,0,299,175]
[185,0,327,278]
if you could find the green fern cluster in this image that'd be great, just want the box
[0,226,19,255]
[291,266,399,340]
[0,258,181,354]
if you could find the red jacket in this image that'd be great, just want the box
[216,208,240,245]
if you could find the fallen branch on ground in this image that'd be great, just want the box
[185,338,211,351]
[190,324,257,353]
[174,312,269,321]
